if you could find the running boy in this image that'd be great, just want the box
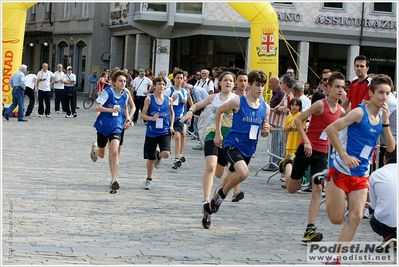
[165,69,193,169]
[141,76,175,190]
[203,70,272,228]
[322,74,395,265]
[284,72,346,242]
[90,69,135,193]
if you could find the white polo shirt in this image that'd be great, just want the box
[53,71,65,89]
[37,70,55,92]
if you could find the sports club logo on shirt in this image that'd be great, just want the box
[257,28,278,57]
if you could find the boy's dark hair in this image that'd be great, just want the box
[173,69,185,79]
[311,91,325,104]
[236,69,248,77]
[384,146,397,164]
[354,55,369,67]
[369,74,394,93]
[110,69,128,83]
[327,72,346,87]
[248,70,267,85]
[289,97,302,111]
[153,76,167,85]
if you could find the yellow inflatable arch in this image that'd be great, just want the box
[228,2,278,103]
[2,2,36,105]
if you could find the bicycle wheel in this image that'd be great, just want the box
[83,98,94,109]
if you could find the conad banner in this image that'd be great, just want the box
[2,2,36,106]
[228,2,279,104]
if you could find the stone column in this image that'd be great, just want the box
[347,45,360,81]
[135,33,151,69]
[124,35,136,70]
[110,36,123,70]
[297,41,309,83]
[153,39,171,77]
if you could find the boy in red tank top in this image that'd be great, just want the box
[284,72,346,243]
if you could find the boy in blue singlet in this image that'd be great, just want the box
[141,76,175,190]
[202,70,272,228]
[322,74,395,265]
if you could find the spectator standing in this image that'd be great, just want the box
[131,69,153,124]
[53,64,66,114]
[64,66,77,118]
[188,71,201,86]
[195,69,214,95]
[212,67,221,93]
[3,64,28,122]
[24,69,37,118]
[265,76,286,171]
[89,70,99,98]
[37,63,55,118]
[168,66,179,80]
[342,55,372,112]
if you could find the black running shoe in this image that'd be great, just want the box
[202,202,212,229]
[232,191,244,202]
[110,180,120,190]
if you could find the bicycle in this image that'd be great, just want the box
[83,87,98,109]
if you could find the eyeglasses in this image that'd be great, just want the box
[322,78,328,82]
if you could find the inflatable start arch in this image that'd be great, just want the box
[2,2,36,105]
[228,2,279,103]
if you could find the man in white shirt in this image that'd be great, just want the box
[24,69,37,117]
[131,69,153,124]
[292,82,311,112]
[195,69,214,95]
[37,63,55,118]
[52,64,65,114]
[64,66,77,118]
[369,149,397,243]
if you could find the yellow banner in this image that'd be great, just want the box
[228,2,279,104]
[2,2,36,105]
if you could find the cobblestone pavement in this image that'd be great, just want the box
[2,97,396,266]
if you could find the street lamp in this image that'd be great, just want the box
[29,42,34,47]
[43,41,49,46]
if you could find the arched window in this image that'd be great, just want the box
[76,41,87,91]
[58,41,69,69]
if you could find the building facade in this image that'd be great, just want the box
[23,2,397,93]
[23,2,112,93]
